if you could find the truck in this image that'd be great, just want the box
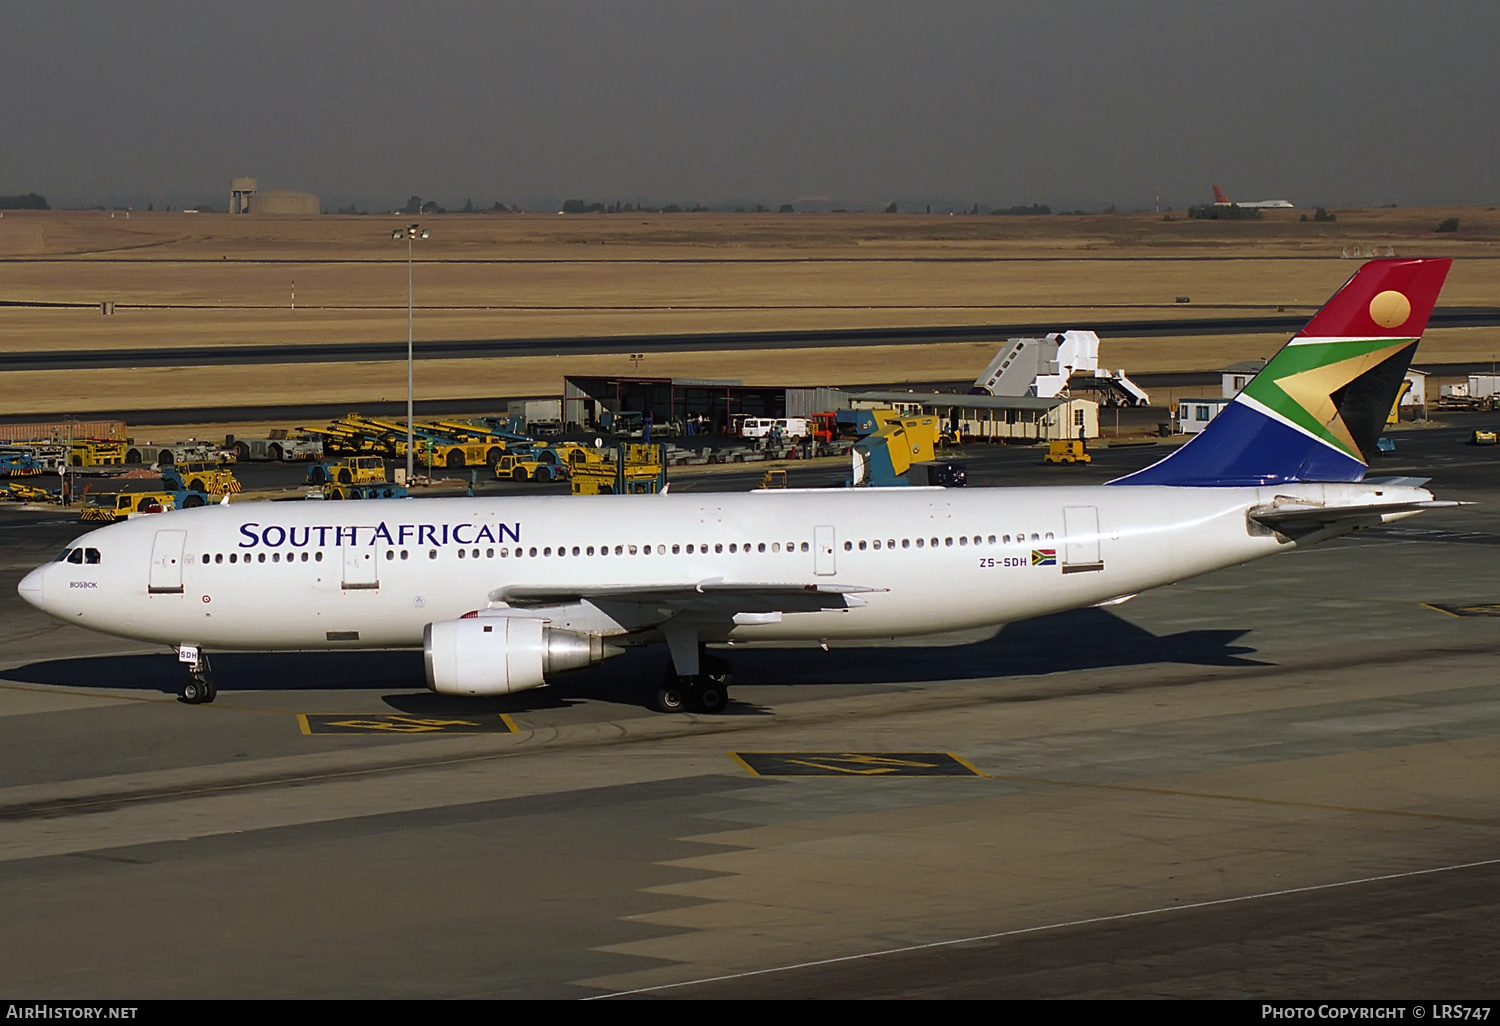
[736,416,810,440]
[307,456,388,486]
[507,399,564,436]
[495,451,570,482]
[68,440,128,467]
[569,444,666,495]
[320,482,409,501]
[123,441,226,466]
[226,430,323,462]
[162,463,242,494]
[0,447,46,477]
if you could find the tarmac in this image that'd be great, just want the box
[1,417,1498,998]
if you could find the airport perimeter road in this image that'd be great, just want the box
[0,421,1497,997]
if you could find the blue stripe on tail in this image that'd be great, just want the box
[1108,401,1367,487]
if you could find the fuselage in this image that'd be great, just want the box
[18,481,1425,651]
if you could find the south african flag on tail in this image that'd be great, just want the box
[1110,258,1452,487]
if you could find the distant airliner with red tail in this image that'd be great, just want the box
[1213,184,1293,209]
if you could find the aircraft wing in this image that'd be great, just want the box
[490,580,880,614]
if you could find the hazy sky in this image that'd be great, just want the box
[3,1,1497,210]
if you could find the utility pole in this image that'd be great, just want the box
[392,224,430,484]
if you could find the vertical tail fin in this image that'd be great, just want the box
[1110,258,1452,487]
[1212,184,1231,204]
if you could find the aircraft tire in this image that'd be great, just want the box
[180,679,206,704]
[701,654,733,687]
[656,683,688,714]
[694,682,728,714]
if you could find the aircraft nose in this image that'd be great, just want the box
[18,566,45,608]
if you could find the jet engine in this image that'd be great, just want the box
[423,616,615,696]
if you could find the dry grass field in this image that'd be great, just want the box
[1,208,1497,419]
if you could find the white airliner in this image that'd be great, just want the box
[19,259,1453,713]
[1213,184,1294,209]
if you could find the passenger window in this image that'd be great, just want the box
[315,552,323,562]
[457,549,466,559]
[628,545,638,555]
[958,537,967,546]
[859,541,867,550]
[215,553,223,564]
[429,549,438,559]
[715,543,723,553]
[672,544,680,554]
[843,541,852,551]
[572,546,580,556]
[945,537,953,547]
[729,544,737,553]
[902,539,910,549]
[258,553,266,563]
[916,538,924,548]
[1044,532,1054,540]
[800,542,809,552]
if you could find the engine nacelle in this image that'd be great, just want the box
[423,616,612,696]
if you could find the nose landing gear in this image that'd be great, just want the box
[177,647,217,704]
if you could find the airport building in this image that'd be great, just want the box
[228,177,320,215]
[562,375,1099,441]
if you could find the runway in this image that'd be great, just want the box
[3,308,1500,373]
[1,421,1498,997]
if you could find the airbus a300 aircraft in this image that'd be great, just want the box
[1213,184,1294,209]
[20,259,1453,713]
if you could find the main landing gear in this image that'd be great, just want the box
[657,652,732,714]
[178,648,217,705]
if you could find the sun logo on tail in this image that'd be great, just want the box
[1239,289,1419,463]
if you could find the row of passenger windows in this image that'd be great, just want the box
[846,532,1052,551]
[203,551,326,564]
[196,533,1051,567]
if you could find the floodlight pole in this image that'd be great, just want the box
[393,223,428,484]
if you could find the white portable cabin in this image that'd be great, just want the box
[1175,397,1231,435]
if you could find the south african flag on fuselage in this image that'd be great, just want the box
[1031,549,1057,566]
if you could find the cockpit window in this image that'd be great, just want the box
[66,549,84,564]
[54,549,73,562]
[84,548,101,564]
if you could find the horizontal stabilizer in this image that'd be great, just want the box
[1249,498,1463,533]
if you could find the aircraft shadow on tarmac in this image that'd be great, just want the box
[3,608,1265,715]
